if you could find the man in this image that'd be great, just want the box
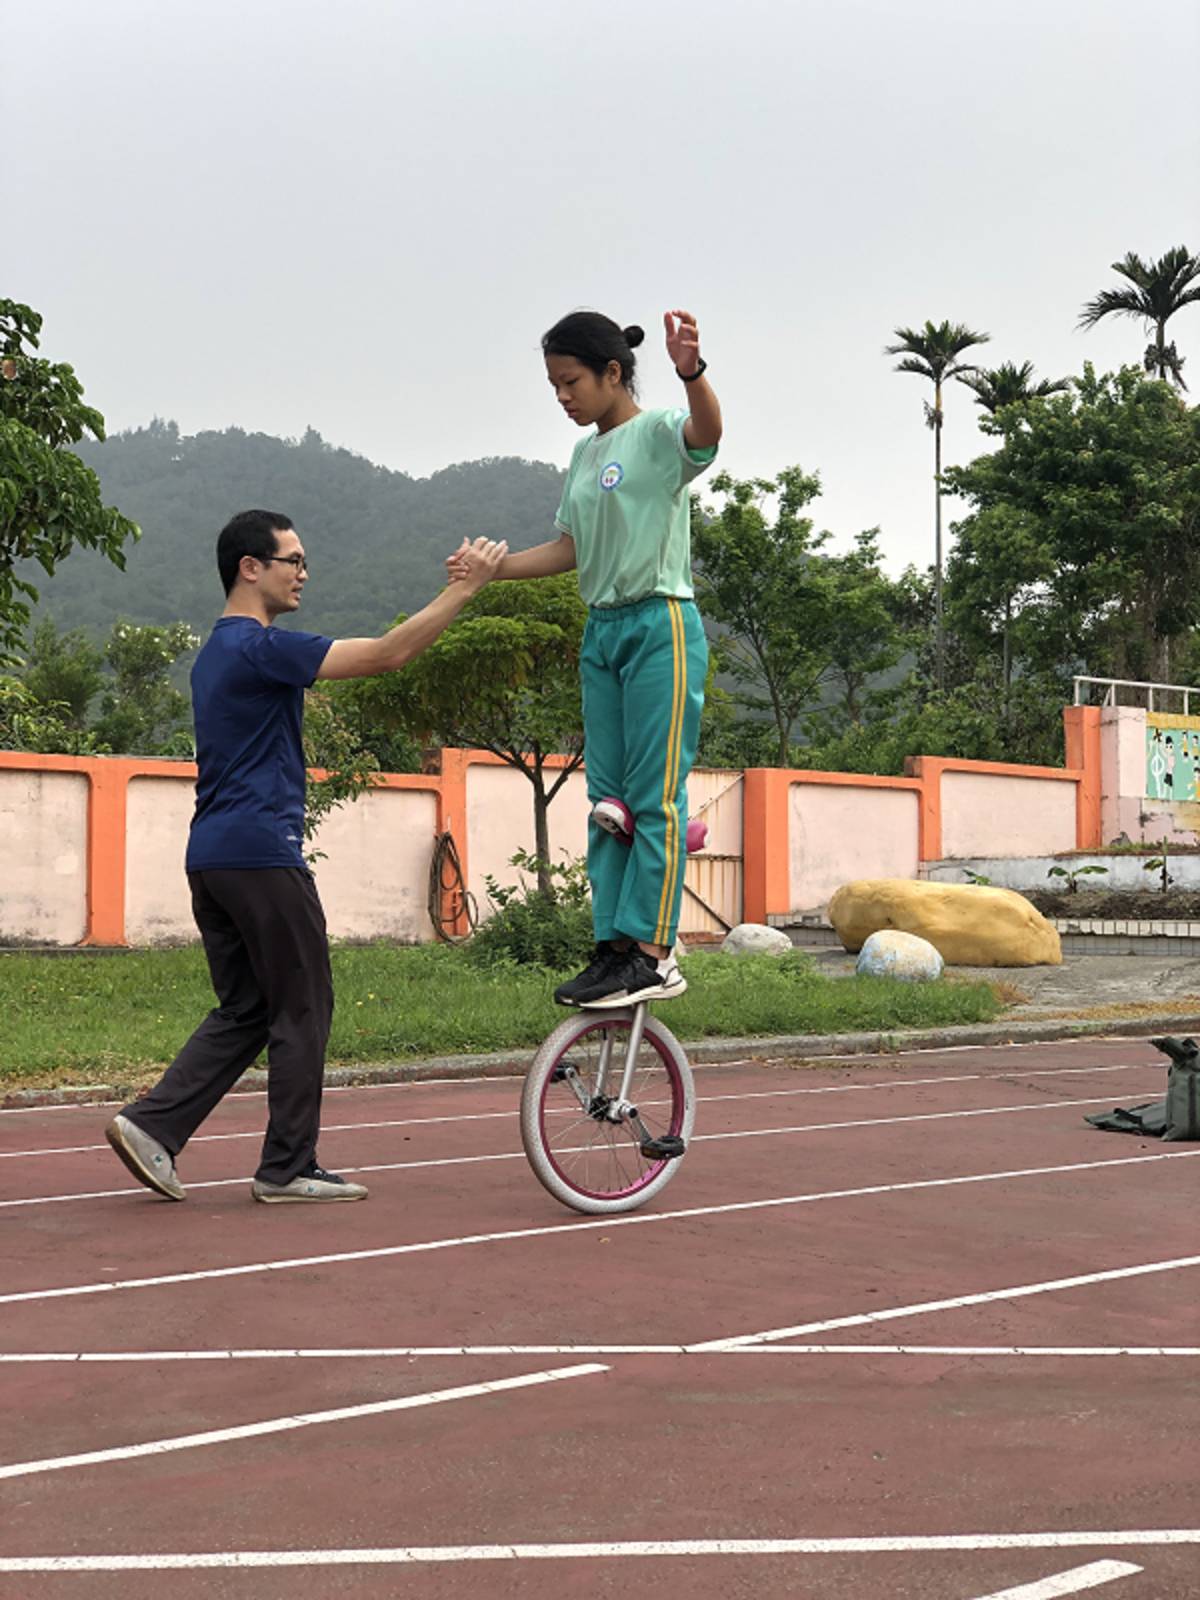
[105,510,506,1205]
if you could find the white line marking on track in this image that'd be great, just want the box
[0,1534,1192,1571]
[0,1362,606,1482]
[727,1345,1200,1357]
[0,1344,1196,1364]
[0,1094,1163,1208]
[0,1075,518,1116]
[3,1149,1197,1308]
[689,1254,1200,1349]
[0,1346,683,1361]
[0,1034,1166,1123]
[0,1063,1161,1159]
[967,1560,1142,1599]
[0,1152,523,1208]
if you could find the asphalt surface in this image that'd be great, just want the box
[1,1036,1196,1597]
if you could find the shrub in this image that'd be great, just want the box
[467,851,595,971]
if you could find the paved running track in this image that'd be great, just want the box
[1,1035,1197,1599]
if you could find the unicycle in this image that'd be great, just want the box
[520,1000,695,1215]
[520,794,703,1214]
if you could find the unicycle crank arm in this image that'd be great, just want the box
[623,1107,686,1162]
[549,1060,593,1113]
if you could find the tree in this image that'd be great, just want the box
[91,618,199,755]
[945,504,1057,720]
[20,619,105,729]
[959,361,1069,416]
[0,299,138,661]
[1079,246,1200,390]
[345,575,588,896]
[885,319,990,689]
[692,468,835,766]
[692,472,907,764]
[812,529,909,722]
[0,672,102,754]
[944,365,1200,684]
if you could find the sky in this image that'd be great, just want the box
[4,0,1199,572]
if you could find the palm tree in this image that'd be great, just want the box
[1079,246,1200,390]
[886,320,990,689]
[959,360,1069,415]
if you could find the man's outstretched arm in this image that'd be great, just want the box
[317,537,507,681]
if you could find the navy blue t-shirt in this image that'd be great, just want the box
[186,617,333,872]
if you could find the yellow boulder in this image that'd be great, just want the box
[828,878,1061,967]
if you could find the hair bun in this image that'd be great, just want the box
[622,324,645,350]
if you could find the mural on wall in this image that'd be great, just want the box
[1146,712,1200,801]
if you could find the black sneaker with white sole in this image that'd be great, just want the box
[554,943,620,1006]
[576,948,687,1008]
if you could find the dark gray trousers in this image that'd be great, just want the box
[122,868,333,1186]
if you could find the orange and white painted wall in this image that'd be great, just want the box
[0,707,1104,947]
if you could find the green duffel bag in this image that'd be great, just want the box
[1155,1036,1200,1141]
[1084,1036,1200,1141]
[1085,1100,1169,1137]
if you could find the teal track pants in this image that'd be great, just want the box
[581,596,708,948]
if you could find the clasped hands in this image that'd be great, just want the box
[446,536,507,590]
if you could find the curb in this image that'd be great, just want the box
[5,1010,1198,1111]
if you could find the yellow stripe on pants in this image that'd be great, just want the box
[655,600,686,945]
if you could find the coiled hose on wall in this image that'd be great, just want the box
[428,830,479,944]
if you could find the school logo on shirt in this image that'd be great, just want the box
[599,461,624,492]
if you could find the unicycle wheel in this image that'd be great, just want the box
[520,1008,695,1215]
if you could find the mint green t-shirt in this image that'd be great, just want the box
[553,407,717,608]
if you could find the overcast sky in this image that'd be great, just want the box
[5,0,1198,571]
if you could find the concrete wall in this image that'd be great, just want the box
[0,768,89,943]
[926,852,1200,892]
[940,771,1077,859]
[789,782,920,911]
[465,762,591,913]
[0,727,1114,945]
[121,776,445,946]
[313,786,440,943]
[125,776,195,943]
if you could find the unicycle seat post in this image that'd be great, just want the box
[614,1000,650,1109]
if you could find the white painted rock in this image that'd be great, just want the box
[856,928,944,982]
[721,923,793,957]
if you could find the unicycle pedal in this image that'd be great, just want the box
[638,1133,686,1161]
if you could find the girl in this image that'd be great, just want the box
[454,309,722,1007]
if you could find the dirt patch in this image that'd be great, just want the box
[988,979,1030,1009]
[1024,998,1200,1022]
[1023,888,1200,920]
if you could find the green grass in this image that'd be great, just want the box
[0,945,1002,1090]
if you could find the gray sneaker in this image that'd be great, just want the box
[105,1114,186,1201]
[251,1164,368,1204]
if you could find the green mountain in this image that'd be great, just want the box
[24,420,565,642]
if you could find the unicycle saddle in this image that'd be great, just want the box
[592,798,708,854]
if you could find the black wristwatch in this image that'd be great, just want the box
[677,359,707,383]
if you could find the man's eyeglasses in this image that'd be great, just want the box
[261,554,309,573]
